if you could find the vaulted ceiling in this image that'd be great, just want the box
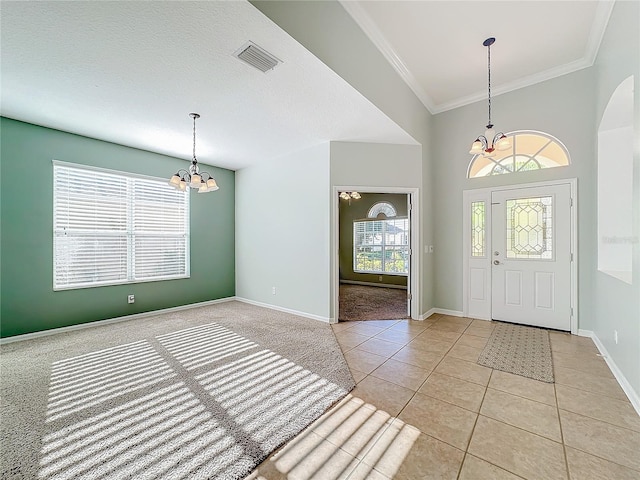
[342,1,613,113]
[0,1,613,170]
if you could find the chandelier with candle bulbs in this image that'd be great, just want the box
[168,113,219,193]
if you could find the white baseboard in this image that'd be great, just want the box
[235,297,332,324]
[578,329,640,416]
[420,308,436,320]
[340,280,407,290]
[434,308,465,317]
[420,308,465,320]
[0,297,236,345]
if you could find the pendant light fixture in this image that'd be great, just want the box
[469,38,511,157]
[339,191,361,201]
[168,113,219,193]
[339,191,361,206]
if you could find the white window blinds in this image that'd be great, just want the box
[353,218,409,275]
[53,162,189,290]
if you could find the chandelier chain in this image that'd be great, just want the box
[192,115,197,162]
[469,37,509,157]
[487,41,492,127]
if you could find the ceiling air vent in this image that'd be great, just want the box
[235,42,281,73]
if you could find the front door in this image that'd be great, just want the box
[491,184,572,330]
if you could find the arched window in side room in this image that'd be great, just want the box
[354,202,408,274]
[368,202,397,219]
[467,131,570,178]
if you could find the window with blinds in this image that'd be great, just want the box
[353,218,409,275]
[53,162,189,290]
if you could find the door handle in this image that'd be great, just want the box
[493,260,501,265]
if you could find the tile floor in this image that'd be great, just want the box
[248,315,640,479]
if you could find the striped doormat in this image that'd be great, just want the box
[477,321,554,383]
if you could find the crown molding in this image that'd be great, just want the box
[432,57,594,114]
[339,0,436,113]
[341,0,616,116]
[585,0,615,65]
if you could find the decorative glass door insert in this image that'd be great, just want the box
[471,201,486,257]
[505,196,553,260]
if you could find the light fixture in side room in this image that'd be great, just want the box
[168,113,219,193]
[469,38,511,157]
[339,191,361,205]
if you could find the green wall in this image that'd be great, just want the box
[0,117,235,337]
[339,193,408,287]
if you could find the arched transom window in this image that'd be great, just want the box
[468,131,570,178]
[368,202,397,219]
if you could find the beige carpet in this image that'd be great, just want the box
[477,321,554,383]
[0,301,354,480]
[339,284,408,321]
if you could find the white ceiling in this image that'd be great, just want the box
[342,0,614,113]
[0,1,416,171]
[1,1,615,170]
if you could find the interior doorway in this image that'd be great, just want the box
[335,190,417,322]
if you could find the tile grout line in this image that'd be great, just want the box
[352,318,571,479]
[350,317,469,458]
[554,365,572,480]
[557,406,640,434]
[455,321,569,479]
[454,322,493,479]
[483,384,556,408]
[552,379,632,403]
[344,318,586,478]
[552,346,640,433]
[468,369,563,479]
[338,318,640,479]
[333,403,396,480]
[373,319,479,464]
[336,319,444,480]
[552,429,640,475]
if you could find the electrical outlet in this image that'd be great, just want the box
[379,276,382,281]
[614,330,618,344]
[127,294,135,304]
[272,286,276,295]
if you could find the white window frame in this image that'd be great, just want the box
[353,217,409,276]
[53,160,190,290]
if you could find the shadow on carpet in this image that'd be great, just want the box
[339,284,408,321]
[0,302,354,480]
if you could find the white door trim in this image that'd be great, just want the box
[332,186,420,322]
[462,178,578,334]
